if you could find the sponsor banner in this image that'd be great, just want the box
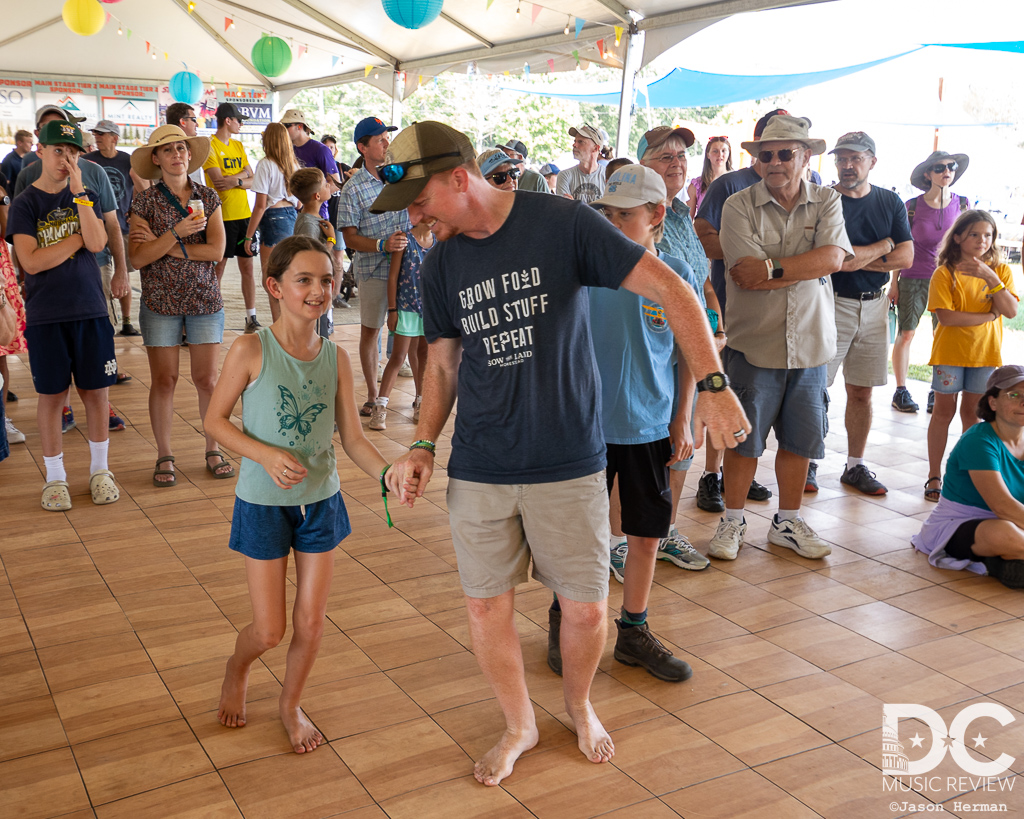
[35,85,99,122]
[102,97,159,128]
[0,79,35,127]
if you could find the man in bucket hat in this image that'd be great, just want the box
[712,115,853,563]
[372,121,750,787]
[805,131,914,497]
[555,123,606,202]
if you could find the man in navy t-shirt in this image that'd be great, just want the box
[370,121,750,788]
[810,131,913,496]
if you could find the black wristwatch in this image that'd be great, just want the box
[696,372,730,393]
[769,264,784,280]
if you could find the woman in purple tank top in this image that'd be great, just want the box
[889,149,970,414]
[687,136,733,219]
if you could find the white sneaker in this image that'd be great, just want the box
[369,404,387,431]
[398,360,414,377]
[709,518,746,560]
[5,417,25,444]
[412,396,422,423]
[768,515,832,559]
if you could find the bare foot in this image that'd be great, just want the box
[566,700,614,764]
[473,725,540,787]
[280,704,323,754]
[217,657,249,728]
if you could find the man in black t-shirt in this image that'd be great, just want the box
[811,132,914,496]
[370,121,750,788]
[84,120,147,336]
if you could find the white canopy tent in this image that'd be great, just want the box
[1,0,828,151]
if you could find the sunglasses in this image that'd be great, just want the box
[182,116,198,122]
[378,151,463,184]
[707,136,729,142]
[487,168,521,185]
[931,162,958,174]
[758,149,797,163]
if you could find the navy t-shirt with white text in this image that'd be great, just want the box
[423,192,646,484]
[831,185,913,297]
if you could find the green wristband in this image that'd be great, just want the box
[409,439,436,454]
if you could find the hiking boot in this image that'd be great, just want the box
[927,390,935,414]
[369,404,387,431]
[119,322,141,337]
[805,461,819,493]
[610,541,628,583]
[613,620,692,682]
[5,417,25,444]
[244,316,261,334]
[547,605,562,676]
[892,387,919,413]
[841,464,887,496]
[984,556,1024,589]
[709,518,746,560]
[658,529,710,571]
[61,406,76,434]
[768,515,832,559]
[696,472,724,512]
[747,479,773,501]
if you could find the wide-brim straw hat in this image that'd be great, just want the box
[740,114,826,156]
[130,125,210,180]
[910,150,969,191]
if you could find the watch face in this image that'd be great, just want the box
[709,374,726,390]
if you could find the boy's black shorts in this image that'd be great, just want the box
[606,438,672,539]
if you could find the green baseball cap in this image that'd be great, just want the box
[38,120,84,150]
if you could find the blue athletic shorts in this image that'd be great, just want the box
[24,317,117,395]
[228,491,352,560]
[259,206,298,247]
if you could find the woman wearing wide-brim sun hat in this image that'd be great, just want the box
[127,124,235,487]
[889,149,972,416]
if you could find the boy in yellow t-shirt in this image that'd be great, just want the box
[203,103,260,332]
[924,210,1019,501]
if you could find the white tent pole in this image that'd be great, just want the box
[616,24,645,156]
[392,71,405,129]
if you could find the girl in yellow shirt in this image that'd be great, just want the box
[925,210,1019,500]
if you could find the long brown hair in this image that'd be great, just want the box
[700,137,733,191]
[936,209,1000,272]
[262,122,299,185]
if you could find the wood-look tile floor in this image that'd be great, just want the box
[2,325,1022,819]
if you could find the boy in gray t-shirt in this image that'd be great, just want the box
[288,168,336,337]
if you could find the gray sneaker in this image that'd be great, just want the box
[613,620,692,682]
[368,404,387,431]
[841,464,887,496]
[610,541,628,583]
[658,529,710,571]
[709,518,746,560]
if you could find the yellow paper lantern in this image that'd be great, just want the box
[63,0,106,36]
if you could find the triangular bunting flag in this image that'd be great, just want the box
[597,38,604,56]
[574,18,584,39]
[224,17,232,32]
[572,49,580,62]
[503,70,509,76]
[105,12,110,23]
[531,4,541,23]
[297,45,306,59]
[164,52,168,60]
[365,65,373,77]
[614,26,623,45]
[547,58,554,71]
[126,28,131,39]
[261,31,267,38]
[145,41,150,52]
[524,63,530,75]
[331,56,339,69]
[486,0,495,8]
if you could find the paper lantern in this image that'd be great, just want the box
[251,36,292,77]
[169,71,203,104]
[63,0,106,36]
[99,0,123,4]
[381,0,443,30]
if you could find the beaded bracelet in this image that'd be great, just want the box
[409,439,436,454]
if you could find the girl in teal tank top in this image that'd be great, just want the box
[205,236,398,754]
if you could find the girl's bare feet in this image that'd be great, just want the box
[217,657,249,728]
[473,724,539,786]
[566,700,614,763]
[280,704,323,754]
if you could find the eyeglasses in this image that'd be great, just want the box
[651,151,687,164]
[378,151,463,184]
[487,169,520,185]
[758,149,797,163]
[1004,391,1024,402]
[931,162,958,173]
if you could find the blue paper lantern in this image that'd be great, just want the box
[251,35,292,77]
[381,0,443,30]
[169,71,203,105]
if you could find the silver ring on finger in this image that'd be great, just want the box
[733,430,745,439]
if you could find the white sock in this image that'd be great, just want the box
[725,507,744,522]
[847,456,864,470]
[246,308,256,318]
[777,508,799,522]
[89,439,109,474]
[610,535,626,549]
[44,453,66,483]
[376,396,389,407]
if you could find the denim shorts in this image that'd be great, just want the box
[931,365,994,395]
[259,206,298,247]
[723,347,828,460]
[140,303,224,347]
[24,317,117,394]
[228,491,352,560]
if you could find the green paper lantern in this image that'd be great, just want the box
[251,35,292,77]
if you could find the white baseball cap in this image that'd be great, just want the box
[591,164,666,209]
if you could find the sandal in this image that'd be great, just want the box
[205,450,236,479]
[153,455,177,487]
[41,480,72,512]
[90,470,120,505]
[924,476,941,503]
[115,372,132,385]
[359,401,374,417]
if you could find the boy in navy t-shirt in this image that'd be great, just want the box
[6,120,120,511]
